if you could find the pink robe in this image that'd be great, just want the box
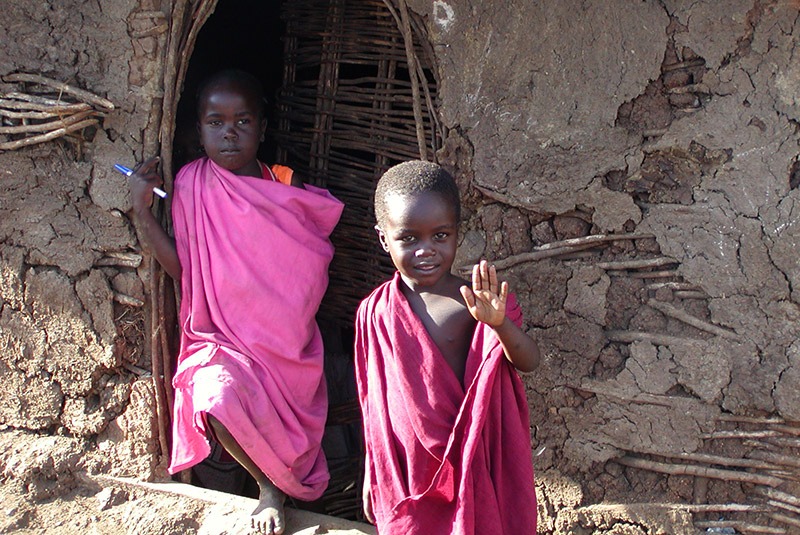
[354,273,538,534]
[168,157,343,501]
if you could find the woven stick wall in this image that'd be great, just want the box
[274,0,444,327]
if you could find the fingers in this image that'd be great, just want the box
[472,260,499,295]
[460,284,475,309]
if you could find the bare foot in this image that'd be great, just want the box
[251,479,286,535]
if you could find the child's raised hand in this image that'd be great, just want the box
[460,259,508,328]
[128,156,163,213]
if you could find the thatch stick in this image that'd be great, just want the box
[756,487,800,509]
[113,293,145,307]
[616,455,784,487]
[2,73,115,110]
[647,299,741,340]
[383,0,428,159]
[598,257,677,270]
[694,520,785,534]
[625,270,678,279]
[94,252,143,268]
[702,430,783,440]
[3,91,85,106]
[771,513,800,530]
[491,233,653,270]
[0,109,95,134]
[605,330,697,346]
[748,450,800,469]
[0,118,97,150]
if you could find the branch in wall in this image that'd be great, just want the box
[647,299,741,341]
[0,72,114,151]
[485,232,654,271]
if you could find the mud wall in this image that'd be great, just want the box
[413,0,800,532]
[0,0,167,481]
[0,0,798,533]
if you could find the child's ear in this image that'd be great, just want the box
[375,225,390,252]
[259,117,267,142]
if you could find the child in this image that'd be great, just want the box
[128,69,343,535]
[354,160,540,534]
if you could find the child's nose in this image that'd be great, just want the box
[223,126,238,139]
[415,243,435,257]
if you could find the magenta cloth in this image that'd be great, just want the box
[354,273,538,534]
[168,157,343,501]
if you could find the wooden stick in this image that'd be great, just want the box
[0,118,97,150]
[616,455,784,487]
[694,520,785,534]
[756,487,800,509]
[625,270,678,279]
[674,290,708,299]
[748,450,800,469]
[605,330,698,346]
[0,107,91,120]
[2,73,115,110]
[663,451,780,471]
[2,91,83,106]
[647,282,701,292]
[149,265,170,467]
[771,513,800,530]
[703,430,783,440]
[385,0,428,160]
[462,242,599,273]
[0,109,96,134]
[598,257,677,270]
[771,424,800,437]
[720,414,786,425]
[0,97,90,113]
[94,252,144,268]
[113,293,145,307]
[768,500,800,516]
[491,233,653,270]
[647,299,741,340]
[662,58,706,72]
[678,503,770,513]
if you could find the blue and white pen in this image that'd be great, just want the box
[114,163,168,198]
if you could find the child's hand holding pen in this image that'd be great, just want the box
[121,157,166,213]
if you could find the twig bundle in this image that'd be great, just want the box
[0,73,113,150]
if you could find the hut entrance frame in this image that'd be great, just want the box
[151,0,444,519]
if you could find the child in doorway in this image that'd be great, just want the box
[354,160,540,534]
[128,69,343,535]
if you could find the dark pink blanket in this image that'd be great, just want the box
[355,273,537,534]
[168,157,343,500]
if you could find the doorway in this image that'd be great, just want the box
[159,0,442,520]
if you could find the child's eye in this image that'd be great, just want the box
[238,118,250,125]
[434,232,449,240]
[208,120,222,127]
[399,235,416,243]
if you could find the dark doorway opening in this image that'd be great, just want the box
[174,0,285,168]
[168,0,442,522]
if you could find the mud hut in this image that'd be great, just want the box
[1,0,799,533]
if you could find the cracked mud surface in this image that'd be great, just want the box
[2,0,799,533]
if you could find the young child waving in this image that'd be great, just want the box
[355,160,540,534]
[128,69,343,535]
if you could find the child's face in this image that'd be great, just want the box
[377,191,458,290]
[197,81,266,177]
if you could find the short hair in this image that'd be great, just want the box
[374,160,461,228]
[195,69,266,120]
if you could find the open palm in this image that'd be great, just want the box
[460,260,508,328]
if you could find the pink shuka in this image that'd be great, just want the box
[354,273,538,534]
[168,157,343,501]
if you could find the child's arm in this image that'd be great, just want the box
[128,157,182,281]
[459,260,541,372]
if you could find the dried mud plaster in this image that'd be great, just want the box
[1,0,799,533]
